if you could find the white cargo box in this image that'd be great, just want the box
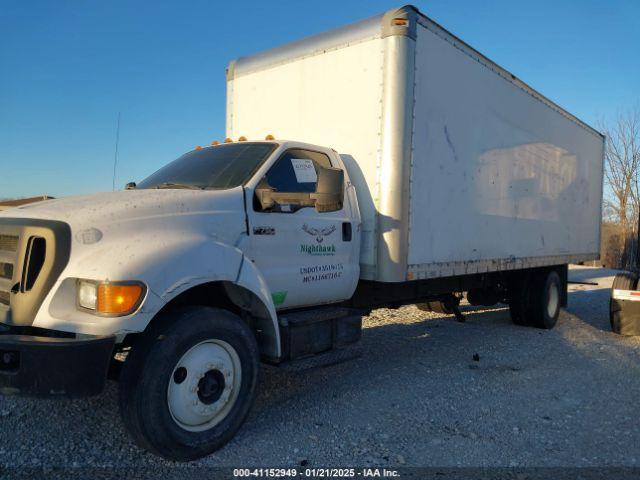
[226,5,604,283]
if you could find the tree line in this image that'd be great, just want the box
[601,106,640,270]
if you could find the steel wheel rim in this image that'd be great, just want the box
[167,339,242,432]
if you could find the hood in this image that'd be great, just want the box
[0,188,247,242]
[2,188,241,221]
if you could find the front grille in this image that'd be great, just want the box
[0,235,18,309]
[0,219,71,325]
[0,235,18,252]
[22,237,46,292]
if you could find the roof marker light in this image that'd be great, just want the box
[211,140,220,146]
[195,146,203,150]
[265,134,275,140]
[224,137,233,143]
[238,136,247,142]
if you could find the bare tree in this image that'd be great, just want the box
[601,107,640,227]
[600,106,640,268]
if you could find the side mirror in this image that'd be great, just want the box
[254,179,276,211]
[254,179,314,213]
[311,167,344,212]
[125,182,137,190]
[253,167,344,213]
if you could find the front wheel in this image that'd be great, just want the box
[118,306,259,461]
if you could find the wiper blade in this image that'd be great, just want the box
[154,182,204,190]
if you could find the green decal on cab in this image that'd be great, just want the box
[271,291,287,306]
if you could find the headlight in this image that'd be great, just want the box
[77,280,98,310]
[77,280,145,316]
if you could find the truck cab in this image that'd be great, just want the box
[0,139,363,460]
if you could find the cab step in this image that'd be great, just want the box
[278,307,363,361]
[275,344,363,372]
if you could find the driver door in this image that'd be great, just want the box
[246,148,357,310]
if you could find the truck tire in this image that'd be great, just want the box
[118,306,259,461]
[528,270,562,329]
[509,270,562,329]
[610,272,639,333]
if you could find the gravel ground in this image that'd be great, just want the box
[1,265,639,471]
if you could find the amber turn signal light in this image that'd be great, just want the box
[97,283,144,315]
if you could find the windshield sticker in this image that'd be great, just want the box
[300,263,344,283]
[291,159,317,183]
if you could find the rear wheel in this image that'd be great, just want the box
[509,270,562,329]
[529,270,562,329]
[118,306,259,461]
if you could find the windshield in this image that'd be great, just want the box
[136,143,277,190]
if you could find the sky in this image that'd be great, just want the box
[1,0,638,199]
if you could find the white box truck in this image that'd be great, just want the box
[0,5,603,461]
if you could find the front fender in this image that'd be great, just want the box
[233,256,281,358]
[153,242,281,358]
[34,234,279,350]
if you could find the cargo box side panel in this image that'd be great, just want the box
[227,39,385,278]
[408,23,604,279]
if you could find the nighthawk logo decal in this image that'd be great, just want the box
[302,224,336,243]
[300,224,337,256]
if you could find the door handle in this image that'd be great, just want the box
[342,222,352,242]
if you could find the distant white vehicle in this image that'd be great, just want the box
[0,5,603,461]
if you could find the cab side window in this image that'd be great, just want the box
[263,149,332,194]
[254,148,343,214]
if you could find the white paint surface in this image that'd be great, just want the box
[228,37,385,271]
[407,23,603,276]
